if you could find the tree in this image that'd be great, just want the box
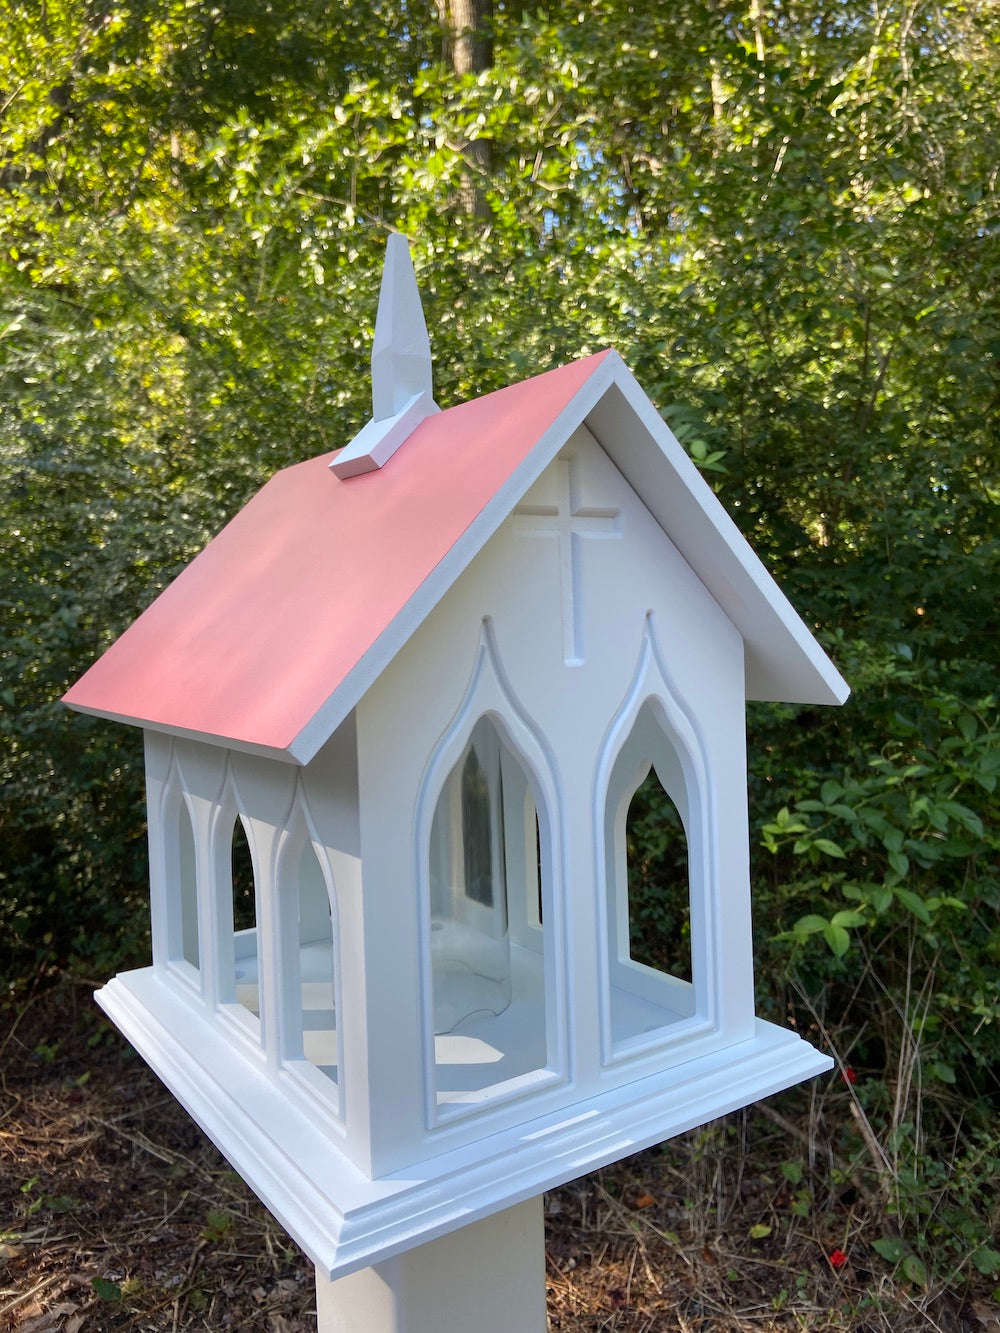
[2,0,998,1284]
[435,0,494,214]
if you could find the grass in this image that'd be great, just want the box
[1,975,996,1332]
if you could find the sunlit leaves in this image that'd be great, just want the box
[2,0,997,1036]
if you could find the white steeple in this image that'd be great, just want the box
[331,235,440,479]
[371,233,434,420]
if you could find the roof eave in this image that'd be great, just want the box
[292,352,847,765]
[64,699,305,765]
[63,349,847,768]
[588,357,850,708]
[287,352,625,764]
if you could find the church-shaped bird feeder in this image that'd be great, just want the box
[65,237,848,1331]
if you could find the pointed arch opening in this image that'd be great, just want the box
[604,699,704,1053]
[176,798,200,970]
[428,713,550,1110]
[231,816,261,1021]
[625,771,692,982]
[294,839,339,1087]
[231,818,257,933]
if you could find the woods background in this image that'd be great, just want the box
[1,0,998,1317]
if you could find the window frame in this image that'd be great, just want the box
[416,623,567,1127]
[595,619,720,1066]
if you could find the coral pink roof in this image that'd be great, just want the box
[64,352,615,760]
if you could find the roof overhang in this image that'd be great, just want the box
[64,350,847,764]
[291,351,849,762]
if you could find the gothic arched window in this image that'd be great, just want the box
[428,715,549,1111]
[603,700,705,1054]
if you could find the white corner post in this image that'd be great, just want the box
[315,1197,548,1333]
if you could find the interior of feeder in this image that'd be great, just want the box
[429,715,549,1105]
[231,833,340,1085]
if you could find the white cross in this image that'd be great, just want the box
[514,457,621,665]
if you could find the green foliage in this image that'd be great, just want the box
[625,772,691,979]
[91,1275,123,1302]
[758,653,999,1096]
[750,647,999,1286]
[202,1208,235,1243]
[1,0,997,1292]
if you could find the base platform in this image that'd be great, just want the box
[97,966,832,1280]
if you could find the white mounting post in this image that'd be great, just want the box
[314,1197,547,1333]
[331,234,440,479]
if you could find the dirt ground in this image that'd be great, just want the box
[1,977,995,1332]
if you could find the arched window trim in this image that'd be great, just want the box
[196,762,263,1045]
[594,615,720,1065]
[415,619,566,1128]
[159,751,203,991]
[271,788,343,1121]
[221,806,263,1041]
[167,741,236,1010]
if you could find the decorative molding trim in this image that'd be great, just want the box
[414,620,568,1130]
[271,781,344,1122]
[97,966,832,1282]
[593,613,720,1065]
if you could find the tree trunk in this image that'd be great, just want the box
[436,0,493,218]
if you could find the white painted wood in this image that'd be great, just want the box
[314,1198,546,1333]
[330,390,440,479]
[600,685,704,1054]
[415,621,567,1122]
[301,718,371,1169]
[93,240,846,1300]
[144,731,174,972]
[514,454,622,664]
[329,235,440,479]
[340,429,757,1170]
[297,350,846,765]
[227,753,296,1072]
[371,234,434,420]
[96,965,831,1280]
[114,415,833,1256]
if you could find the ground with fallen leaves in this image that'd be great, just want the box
[2,978,996,1332]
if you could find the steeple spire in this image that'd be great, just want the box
[371,233,434,420]
[330,235,439,479]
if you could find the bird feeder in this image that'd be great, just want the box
[64,236,848,1332]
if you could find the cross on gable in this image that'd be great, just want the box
[514,456,622,665]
